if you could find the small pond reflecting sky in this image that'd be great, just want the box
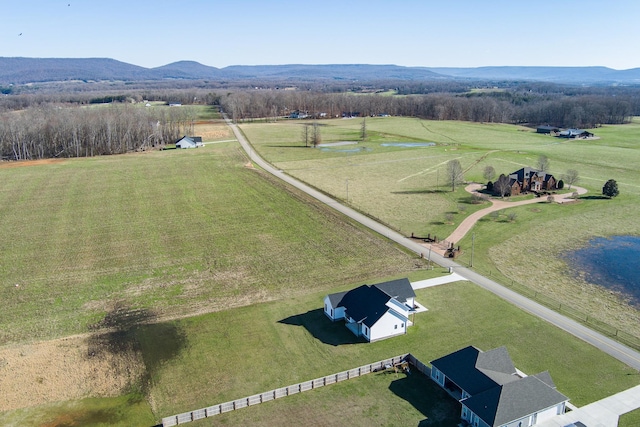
[564,236,640,306]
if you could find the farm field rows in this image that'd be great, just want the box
[0,144,417,346]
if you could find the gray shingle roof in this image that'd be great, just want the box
[475,346,518,386]
[327,291,348,308]
[430,346,516,396]
[373,278,415,303]
[463,375,568,426]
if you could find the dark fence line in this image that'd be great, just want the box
[162,354,412,426]
[473,266,640,351]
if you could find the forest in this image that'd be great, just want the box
[0,79,638,161]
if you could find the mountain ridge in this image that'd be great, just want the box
[2,57,640,85]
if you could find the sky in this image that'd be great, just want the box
[3,0,640,70]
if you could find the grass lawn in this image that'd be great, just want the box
[4,280,636,426]
[144,282,640,421]
[8,282,638,426]
[2,116,640,426]
[620,408,640,427]
[0,144,419,345]
[239,116,640,337]
[0,393,156,427]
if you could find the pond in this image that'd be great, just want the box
[380,142,436,147]
[564,235,640,306]
[319,147,372,153]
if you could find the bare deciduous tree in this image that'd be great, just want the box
[311,122,322,147]
[446,159,464,192]
[493,174,511,198]
[563,169,579,190]
[537,154,550,172]
[302,124,310,147]
[483,165,496,182]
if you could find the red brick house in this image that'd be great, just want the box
[495,167,557,196]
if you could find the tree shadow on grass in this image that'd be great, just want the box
[388,371,461,426]
[87,302,187,393]
[392,189,450,195]
[265,145,313,149]
[278,308,365,346]
[579,195,611,200]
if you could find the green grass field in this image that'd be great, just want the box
[239,116,640,337]
[3,281,637,426]
[0,145,419,345]
[2,116,640,426]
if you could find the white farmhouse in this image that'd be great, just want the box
[324,278,417,342]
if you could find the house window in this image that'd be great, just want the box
[394,324,398,329]
[324,303,327,312]
[401,323,404,328]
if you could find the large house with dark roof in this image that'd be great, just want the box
[324,278,417,342]
[500,167,557,196]
[430,346,568,427]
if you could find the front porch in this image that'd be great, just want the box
[443,378,464,401]
[345,320,361,337]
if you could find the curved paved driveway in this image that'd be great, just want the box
[445,183,588,245]
[224,116,640,371]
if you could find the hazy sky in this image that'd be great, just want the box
[4,0,640,70]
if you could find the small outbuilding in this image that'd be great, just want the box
[536,125,560,134]
[557,129,594,139]
[175,136,203,149]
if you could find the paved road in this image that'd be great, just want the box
[224,115,640,371]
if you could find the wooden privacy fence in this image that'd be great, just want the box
[162,353,423,426]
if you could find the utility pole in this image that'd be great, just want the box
[470,232,475,268]
[346,179,349,202]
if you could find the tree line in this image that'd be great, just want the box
[0,104,196,160]
[220,89,636,128]
[1,80,639,160]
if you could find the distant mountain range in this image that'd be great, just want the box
[2,57,640,86]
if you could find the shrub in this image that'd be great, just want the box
[602,179,619,198]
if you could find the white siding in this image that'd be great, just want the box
[323,296,344,320]
[431,367,445,387]
[502,415,533,427]
[368,311,407,342]
[405,296,415,309]
[535,403,565,424]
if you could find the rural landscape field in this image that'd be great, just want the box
[1,106,640,426]
[240,116,640,336]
